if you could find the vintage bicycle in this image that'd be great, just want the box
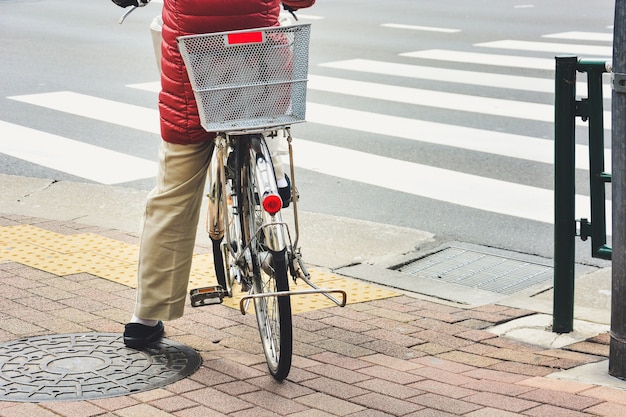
[179,24,347,381]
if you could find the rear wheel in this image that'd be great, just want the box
[253,248,292,380]
[239,135,292,380]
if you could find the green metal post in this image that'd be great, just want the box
[553,56,578,333]
[579,59,612,260]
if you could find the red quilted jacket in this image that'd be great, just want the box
[159,0,282,144]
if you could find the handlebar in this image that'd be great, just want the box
[118,0,151,25]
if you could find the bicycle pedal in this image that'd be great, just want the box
[190,286,228,307]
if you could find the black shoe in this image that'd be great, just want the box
[278,174,291,208]
[123,321,164,349]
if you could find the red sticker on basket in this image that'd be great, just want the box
[226,31,264,45]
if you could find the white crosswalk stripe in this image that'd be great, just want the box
[307,75,610,126]
[0,28,613,227]
[320,59,613,97]
[8,92,160,134]
[475,40,612,57]
[0,121,156,185]
[401,49,556,70]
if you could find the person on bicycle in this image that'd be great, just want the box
[111,0,315,349]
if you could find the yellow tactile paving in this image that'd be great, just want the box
[1,224,399,313]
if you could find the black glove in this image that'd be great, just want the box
[111,0,141,8]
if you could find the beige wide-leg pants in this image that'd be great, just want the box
[134,140,215,321]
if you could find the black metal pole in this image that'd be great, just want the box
[553,56,578,333]
[610,0,626,379]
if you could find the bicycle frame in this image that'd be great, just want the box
[205,130,347,309]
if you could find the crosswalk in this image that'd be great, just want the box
[1,24,613,226]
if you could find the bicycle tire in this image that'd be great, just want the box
[239,136,293,381]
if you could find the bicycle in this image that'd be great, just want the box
[175,24,347,380]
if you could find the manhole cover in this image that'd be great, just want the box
[0,333,201,402]
[396,247,553,295]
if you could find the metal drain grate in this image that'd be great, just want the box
[396,247,553,295]
[0,333,201,402]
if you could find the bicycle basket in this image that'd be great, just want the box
[177,24,311,133]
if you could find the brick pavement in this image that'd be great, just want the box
[0,213,624,416]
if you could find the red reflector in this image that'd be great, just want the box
[227,31,264,45]
[262,194,283,215]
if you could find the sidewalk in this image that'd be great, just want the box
[0,175,625,416]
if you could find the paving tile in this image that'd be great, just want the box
[536,349,605,363]
[456,329,498,342]
[452,310,514,324]
[517,377,596,394]
[300,377,370,399]
[584,401,626,417]
[365,308,420,323]
[319,316,377,333]
[410,366,478,386]
[344,410,396,417]
[363,317,425,334]
[0,317,45,335]
[358,364,425,385]
[404,409,457,417]
[247,376,314,399]
[351,392,423,415]
[203,357,266,380]
[409,379,476,399]
[483,336,543,352]
[0,403,59,417]
[411,342,454,355]
[518,389,603,410]
[211,380,260,396]
[463,391,540,412]
[412,330,473,349]
[187,362,235,391]
[409,392,482,415]
[238,391,309,415]
[460,379,535,396]
[150,396,199,413]
[130,388,173,403]
[295,392,366,416]
[307,363,372,384]
[40,401,107,417]
[436,350,503,368]
[182,387,253,414]
[488,361,553,377]
[173,405,228,417]
[359,339,425,360]
[411,318,468,335]
[462,368,531,384]
[458,318,500,330]
[88,396,140,411]
[316,327,375,345]
[580,386,626,406]
[464,408,525,416]
[308,352,373,370]
[114,403,176,417]
[408,299,464,314]
[564,341,610,357]
[362,328,425,348]
[524,404,601,417]
[356,378,425,400]
[311,338,376,358]
[287,410,335,417]
[413,355,477,373]
[360,353,424,372]
[587,332,610,345]
[411,309,465,324]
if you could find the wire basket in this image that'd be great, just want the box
[177,24,311,133]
